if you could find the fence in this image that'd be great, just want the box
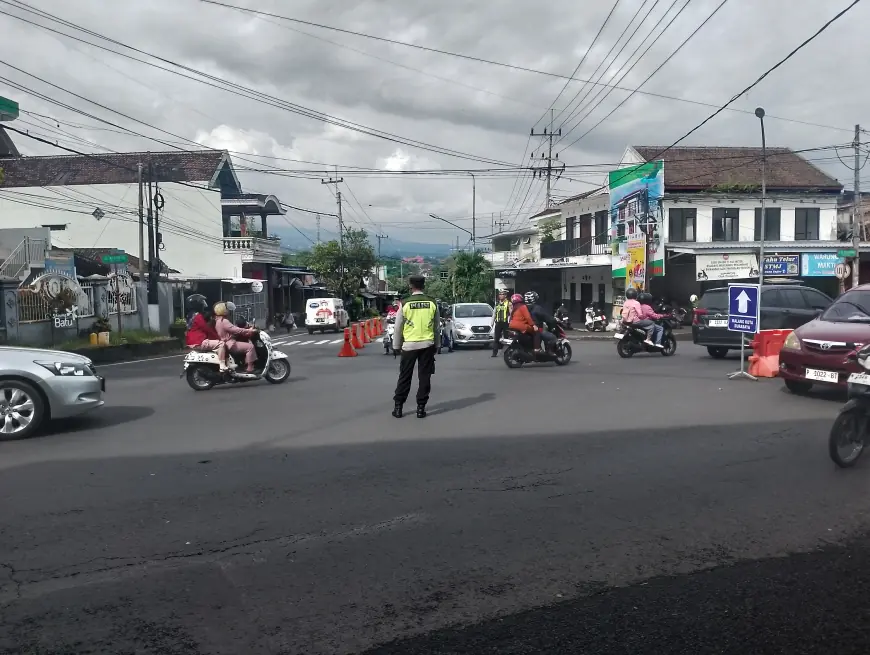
[231,291,267,325]
[17,283,96,323]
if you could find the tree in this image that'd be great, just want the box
[538,217,561,244]
[281,250,312,268]
[307,228,376,298]
[449,251,494,304]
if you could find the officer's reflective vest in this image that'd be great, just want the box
[401,294,437,342]
[494,300,510,323]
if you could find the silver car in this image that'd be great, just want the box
[446,303,495,348]
[0,346,105,439]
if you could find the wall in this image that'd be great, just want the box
[0,183,240,278]
[0,227,52,260]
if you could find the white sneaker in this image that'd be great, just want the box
[653,342,665,348]
[644,339,655,346]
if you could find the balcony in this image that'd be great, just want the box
[223,236,282,264]
[540,238,608,259]
[485,250,521,267]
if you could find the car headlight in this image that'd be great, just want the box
[783,332,800,350]
[35,360,91,376]
[454,322,467,330]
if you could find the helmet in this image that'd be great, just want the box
[213,302,229,316]
[523,291,539,305]
[639,292,653,304]
[625,287,638,300]
[510,293,523,305]
[497,289,507,296]
[186,294,207,313]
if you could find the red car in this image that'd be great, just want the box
[779,285,870,392]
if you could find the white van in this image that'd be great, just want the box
[305,298,349,334]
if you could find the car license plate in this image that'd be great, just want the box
[613,332,624,339]
[848,373,870,386]
[316,318,324,323]
[806,368,839,383]
[708,319,728,327]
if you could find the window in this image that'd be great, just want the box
[754,208,781,241]
[565,216,577,240]
[453,304,493,318]
[802,288,832,310]
[712,208,740,241]
[698,289,728,312]
[778,288,809,309]
[594,211,609,245]
[821,290,870,323]
[578,214,592,240]
[668,208,696,242]
[761,289,783,307]
[795,207,820,240]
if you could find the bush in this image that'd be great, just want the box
[91,317,111,333]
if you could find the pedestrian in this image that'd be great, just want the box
[392,274,440,419]
[491,289,511,357]
[283,311,296,333]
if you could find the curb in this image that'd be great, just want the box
[69,338,184,364]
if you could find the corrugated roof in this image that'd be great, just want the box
[0,148,229,188]
[632,146,842,192]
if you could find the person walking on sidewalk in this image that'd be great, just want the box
[392,275,441,419]
[491,289,511,357]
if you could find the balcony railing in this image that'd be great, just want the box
[539,238,608,259]
[223,236,282,263]
[485,251,521,266]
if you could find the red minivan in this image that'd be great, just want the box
[779,285,870,392]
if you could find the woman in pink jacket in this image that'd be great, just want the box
[213,302,258,372]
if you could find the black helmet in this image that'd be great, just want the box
[625,287,638,300]
[186,293,207,313]
[523,290,539,305]
[639,292,653,304]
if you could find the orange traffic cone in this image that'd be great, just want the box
[351,323,365,349]
[338,328,357,357]
[362,320,372,344]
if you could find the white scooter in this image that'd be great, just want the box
[183,330,291,391]
[585,305,608,332]
[384,316,396,356]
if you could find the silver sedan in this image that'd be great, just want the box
[0,346,105,439]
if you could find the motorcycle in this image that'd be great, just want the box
[555,309,573,330]
[829,344,870,467]
[502,319,572,368]
[654,300,687,330]
[182,330,291,390]
[384,316,397,356]
[584,306,608,332]
[614,320,677,358]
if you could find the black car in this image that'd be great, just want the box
[692,283,833,359]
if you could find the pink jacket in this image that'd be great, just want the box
[639,304,664,320]
[215,316,254,341]
[621,298,642,323]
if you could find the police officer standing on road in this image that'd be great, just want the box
[491,289,511,358]
[392,275,440,419]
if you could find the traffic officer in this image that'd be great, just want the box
[392,274,440,419]
[491,289,511,357]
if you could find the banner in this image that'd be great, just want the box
[626,234,646,290]
[801,253,843,277]
[696,253,759,281]
[609,160,664,278]
[763,254,800,277]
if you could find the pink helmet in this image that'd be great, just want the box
[510,293,523,304]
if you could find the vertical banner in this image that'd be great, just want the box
[626,234,647,290]
[609,160,664,278]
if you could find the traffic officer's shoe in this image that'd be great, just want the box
[392,403,403,418]
[416,404,427,419]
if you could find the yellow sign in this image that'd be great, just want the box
[626,234,646,290]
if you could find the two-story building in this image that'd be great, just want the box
[615,145,845,304]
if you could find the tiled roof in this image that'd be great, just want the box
[0,143,228,188]
[632,146,842,192]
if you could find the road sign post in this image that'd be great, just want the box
[727,283,760,381]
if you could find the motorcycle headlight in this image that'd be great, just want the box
[454,322,467,330]
[783,332,800,350]
[35,360,91,376]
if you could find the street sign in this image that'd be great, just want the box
[835,262,851,280]
[838,248,858,259]
[0,96,18,121]
[728,283,760,334]
[101,252,128,265]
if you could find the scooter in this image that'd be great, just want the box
[182,330,291,390]
[584,305,608,332]
[384,316,396,356]
[829,344,870,467]
[614,320,676,358]
[502,320,572,368]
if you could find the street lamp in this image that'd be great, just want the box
[429,213,473,239]
[756,107,767,287]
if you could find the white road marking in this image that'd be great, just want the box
[330,339,343,344]
[285,340,302,345]
[295,341,312,346]
[314,339,331,344]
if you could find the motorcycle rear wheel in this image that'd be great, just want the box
[829,408,866,468]
[503,346,524,368]
[186,366,215,391]
[616,339,633,358]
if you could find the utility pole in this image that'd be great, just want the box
[321,171,344,295]
[137,162,145,279]
[853,124,862,289]
[468,172,476,250]
[316,213,321,244]
[146,162,155,303]
[374,232,388,260]
[530,108,565,208]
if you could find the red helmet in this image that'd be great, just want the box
[510,293,523,304]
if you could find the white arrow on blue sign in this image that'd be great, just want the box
[727,284,760,333]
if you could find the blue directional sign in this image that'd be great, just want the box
[728,284,760,333]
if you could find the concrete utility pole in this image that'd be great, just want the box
[468,172,476,250]
[854,124,862,288]
[316,213,321,244]
[137,162,145,279]
[756,107,767,289]
[374,232,388,260]
[321,171,345,295]
[530,108,565,208]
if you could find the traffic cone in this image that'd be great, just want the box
[362,320,372,344]
[338,328,357,357]
[351,323,364,349]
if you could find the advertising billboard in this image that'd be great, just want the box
[609,160,664,280]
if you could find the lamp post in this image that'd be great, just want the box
[429,213,473,240]
[756,107,767,287]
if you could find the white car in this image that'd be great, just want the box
[305,297,349,334]
[446,303,494,349]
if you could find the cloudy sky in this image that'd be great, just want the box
[0,0,867,246]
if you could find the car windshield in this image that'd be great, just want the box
[454,304,493,318]
[699,289,728,312]
[821,290,870,323]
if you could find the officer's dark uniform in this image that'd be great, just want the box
[392,277,440,418]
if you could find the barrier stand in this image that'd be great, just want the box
[338,328,357,357]
[351,323,365,349]
[362,320,372,344]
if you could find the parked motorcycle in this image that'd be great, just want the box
[584,305,608,332]
[182,330,291,390]
[614,320,677,358]
[829,345,870,467]
[555,307,573,330]
[502,319,572,368]
[654,300,687,330]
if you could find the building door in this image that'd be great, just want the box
[569,282,576,313]
[598,283,606,309]
[580,283,593,313]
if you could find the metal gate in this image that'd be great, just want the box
[231,291,267,326]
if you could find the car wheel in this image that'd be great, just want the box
[307,328,315,335]
[785,379,813,394]
[707,347,729,359]
[0,379,46,439]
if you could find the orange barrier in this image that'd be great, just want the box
[376,319,383,336]
[338,327,357,357]
[362,320,372,344]
[351,323,365,349]
[748,328,793,378]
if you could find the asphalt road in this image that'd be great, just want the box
[1,337,866,654]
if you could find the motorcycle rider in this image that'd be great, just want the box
[386,300,400,320]
[621,287,656,347]
[508,292,537,351]
[525,291,558,354]
[638,292,665,347]
[213,302,258,372]
[185,299,228,371]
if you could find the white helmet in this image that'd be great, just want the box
[523,291,539,305]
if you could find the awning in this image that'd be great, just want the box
[221,277,260,284]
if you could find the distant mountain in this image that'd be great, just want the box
[271,225,453,258]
